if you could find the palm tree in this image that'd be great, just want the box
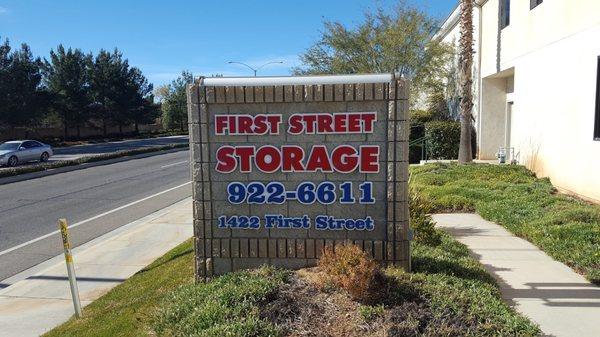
[458,0,474,163]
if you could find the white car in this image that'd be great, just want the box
[0,140,54,167]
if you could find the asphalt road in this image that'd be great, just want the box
[0,149,191,283]
[51,135,189,161]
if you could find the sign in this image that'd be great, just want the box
[187,74,409,279]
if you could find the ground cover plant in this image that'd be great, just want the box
[154,267,287,336]
[45,233,540,336]
[264,240,539,336]
[44,240,196,337]
[45,164,544,336]
[410,163,600,283]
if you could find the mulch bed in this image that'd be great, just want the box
[260,268,479,337]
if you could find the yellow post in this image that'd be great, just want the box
[58,219,82,318]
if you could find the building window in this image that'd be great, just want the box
[501,0,510,29]
[530,0,543,10]
[595,56,600,140]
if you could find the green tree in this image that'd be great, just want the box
[111,56,137,134]
[295,2,451,96]
[160,71,193,131]
[0,38,48,130]
[119,67,158,133]
[89,49,123,136]
[425,83,452,122]
[44,45,93,139]
[0,38,11,128]
[89,49,157,136]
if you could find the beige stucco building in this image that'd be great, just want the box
[436,0,600,202]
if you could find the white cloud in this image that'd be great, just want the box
[0,7,8,14]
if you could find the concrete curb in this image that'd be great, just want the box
[0,197,191,289]
[0,147,189,186]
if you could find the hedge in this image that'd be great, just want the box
[424,120,461,160]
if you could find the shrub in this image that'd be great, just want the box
[318,244,384,304]
[410,109,434,125]
[425,91,451,121]
[409,187,442,246]
[409,110,430,164]
[424,120,460,160]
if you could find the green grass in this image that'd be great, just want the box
[45,231,539,336]
[153,267,287,337]
[43,241,287,337]
[406,232,540,336]
[44,240,195,337]
[410,163,600,283]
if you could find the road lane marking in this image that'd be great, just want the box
[0,181,191,257]
[161,160,188,168]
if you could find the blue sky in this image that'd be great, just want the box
[0,0,456,86]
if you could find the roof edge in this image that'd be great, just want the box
[433,0,489,41]
[433,3,460,41]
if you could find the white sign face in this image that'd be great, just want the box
[214,111,379,233]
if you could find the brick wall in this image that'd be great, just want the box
[187,75,409,280]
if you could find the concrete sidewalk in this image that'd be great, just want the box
[0,198,192,337]
[433,213,600,337]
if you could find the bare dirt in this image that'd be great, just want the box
[260,268,479,337]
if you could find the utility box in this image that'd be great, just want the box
[187,74,409,280]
